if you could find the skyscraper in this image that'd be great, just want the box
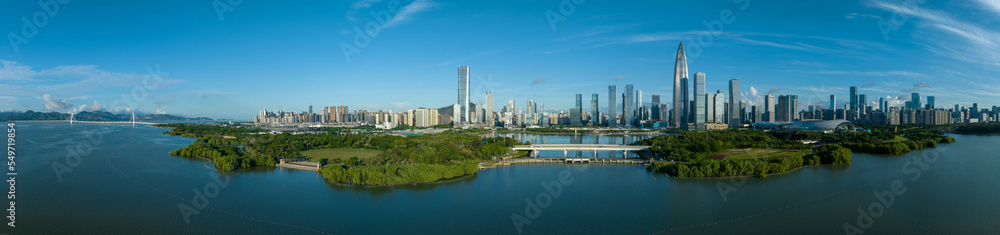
[575,94,583,125]
[625,84,634,127]
[527,100,536,125]
[608,85,617,127]
[765,94,776,122]
[729,79,740,128]
[879,97,885,112]
[681,77,689,127]
[829,95,836,110]
[714,91,726,123]
[458,66,470,124]
[452,103,460,125]
[651,95,660,120]
[927,96,935,109]
[850,86,858,111]
[705,93,714,123]
[636,90,643,118]
[693,72,706,130]
[859,94,868,110]
[486,91,493,126]
[673,42,688,128]
[911,93,921,109]
[591,94,599,126]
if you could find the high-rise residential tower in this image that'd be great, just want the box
[693,72,706,130]
[729,79,740,128]
[673,42,688,128]
[486,91,493,126]
[765,94,776,122]
[458,66,470,124]
[608,85,617,127]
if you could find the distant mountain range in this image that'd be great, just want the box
[0,110,212,122]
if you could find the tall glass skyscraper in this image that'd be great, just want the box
[575,94,583,123]
[608,85,617,127]
[694,72,706,130]
[625,84,634,127]
[927,96,935,109]
[714,91,726,123]
[590,94,599,126]
[651,95,660,120]
[673,42,688,128]
[911,93,921,109]
[849,86,858,111]
[458,66,470,124]
[729,79,740,128]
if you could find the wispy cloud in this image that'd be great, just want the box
[531,77,547,85]
[180,90,236,99]
[0,60,183,97]
[868,0,1000,66]
[900,82,931,92]
[383,0,436,29]
[351,0,381,9]
[815,70,927,77]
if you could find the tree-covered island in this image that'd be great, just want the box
[640,125,955,178]
[158,123,521,186]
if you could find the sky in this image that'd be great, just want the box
[1,0,999,120]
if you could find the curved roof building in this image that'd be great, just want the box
[752,119,855,132]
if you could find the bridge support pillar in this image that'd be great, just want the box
[623,150,628,158]
[564,150,567,158]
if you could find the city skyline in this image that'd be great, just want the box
[2,0,999,120]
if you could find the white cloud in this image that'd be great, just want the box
[351,0,381,9]
[816,70,927,77]
[975,0,1000,15]
[0,60,183,97]
[869,0,1000,66]
[70,101,105,114]
[382,0,436,29]
[180,90,236,99]
[42,94,72,110]
[0,60,36,81]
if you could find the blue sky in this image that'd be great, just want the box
[1,0,998,120]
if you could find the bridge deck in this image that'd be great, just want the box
[506,157,647,164]
[511,144,651,151]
